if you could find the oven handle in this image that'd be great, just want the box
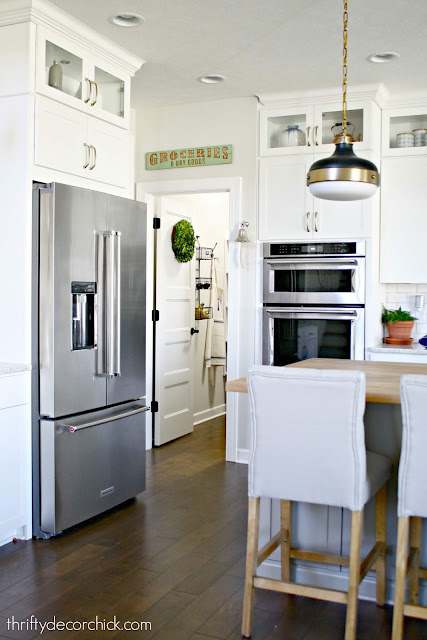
[266,308,359,319]
[265,258,359,269]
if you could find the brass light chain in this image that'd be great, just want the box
[342,0,348,137]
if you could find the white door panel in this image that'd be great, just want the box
[155,197,195,445]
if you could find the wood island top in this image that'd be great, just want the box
[225,358,427,404]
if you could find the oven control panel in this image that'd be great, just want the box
[266,241,364,256]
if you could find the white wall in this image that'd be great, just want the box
[135,97,258,454]
[172,192,229,424]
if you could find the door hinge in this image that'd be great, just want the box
[151,400,158,413]
[153,217,161,229]
[152,310,159,322]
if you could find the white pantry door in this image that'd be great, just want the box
[154,197,195,446]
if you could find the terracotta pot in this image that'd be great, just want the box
[386,321,414,343]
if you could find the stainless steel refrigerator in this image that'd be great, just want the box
[32,183,148,537]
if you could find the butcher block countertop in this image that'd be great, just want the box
[225,358,427,404]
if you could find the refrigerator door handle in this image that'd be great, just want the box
[60,405,149,433]
[113,231,121,376]
[97,231,121,378]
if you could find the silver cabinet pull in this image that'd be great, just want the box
[90,81,98,107]
[306,126,311,146]
[83,142,90,169]
[314,211,319,232]
[306,211,311,233]
[88,145,96,170]
[314,125,319,146]
[84,78,92,103]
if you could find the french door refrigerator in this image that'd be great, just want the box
[32,183,148,537]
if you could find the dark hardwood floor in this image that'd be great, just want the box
[0,416,425,639]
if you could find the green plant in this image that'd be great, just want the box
[171,220,195,263]
[381,306,417,325]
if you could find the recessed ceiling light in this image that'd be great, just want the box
[367,52,400,63]
[109,13,145,27]
[198,75,226,84]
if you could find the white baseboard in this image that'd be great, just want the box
[193,404,226,426]
[236,448,249,464]
[259,559,427,606]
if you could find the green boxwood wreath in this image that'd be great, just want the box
[171,219,196,263]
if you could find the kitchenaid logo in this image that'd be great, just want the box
[146,145,232,170]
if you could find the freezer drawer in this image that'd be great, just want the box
[40,401,147,535]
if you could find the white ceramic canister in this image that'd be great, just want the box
[396,132,415,148]
[413,129,427,147]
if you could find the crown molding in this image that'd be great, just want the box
[0,0,145,75]
[382,90,427,110]
[257,84,387,109]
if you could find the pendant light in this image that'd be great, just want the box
[307,0,379,201]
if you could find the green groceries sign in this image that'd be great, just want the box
[146,145,232,170]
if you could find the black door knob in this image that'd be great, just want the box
[191,328,199,335]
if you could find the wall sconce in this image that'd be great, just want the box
[235,221,250,243]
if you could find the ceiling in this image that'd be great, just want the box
[50,0,427,108]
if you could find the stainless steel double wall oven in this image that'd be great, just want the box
[263,241,365,365]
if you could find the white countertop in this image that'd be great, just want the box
[0,363,31,377]
[368,344,427,356]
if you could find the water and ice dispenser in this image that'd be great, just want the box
[72,282,97,350]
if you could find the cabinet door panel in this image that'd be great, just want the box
[380,157,427,282]
[35,96,87,177]
[313,197,370,239]
[87,118,130,188]
[259,156,313,241]
[0,403,30,538]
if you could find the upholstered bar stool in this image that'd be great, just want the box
[242,365,392,640]
[392,375,427,640]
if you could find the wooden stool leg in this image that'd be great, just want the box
[375,483,387,606]
[409,516,422,605]
[242,497,260,638]
[280,500,292,581]
[392,516,410,640]
[344,510,363,640]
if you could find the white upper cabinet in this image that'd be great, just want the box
[259,155,371,241]
[259,96,380,156]
[36,27,132,129]
[259,156,312,240]
[380,156,427,283]
[35,95,130,189]
[382,105,427,157]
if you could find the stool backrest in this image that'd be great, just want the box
[248,366,366,510]
[399,375,427,518]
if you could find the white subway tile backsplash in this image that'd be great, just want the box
[416,284,427,293]
[386,293,407,304]
[416,323,427,334]
[395,284,417,293]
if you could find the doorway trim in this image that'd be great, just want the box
[137,177,242,463]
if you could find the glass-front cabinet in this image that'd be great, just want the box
[259,98,377,156]
[36,28,130,128]
[382,106,427,156]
